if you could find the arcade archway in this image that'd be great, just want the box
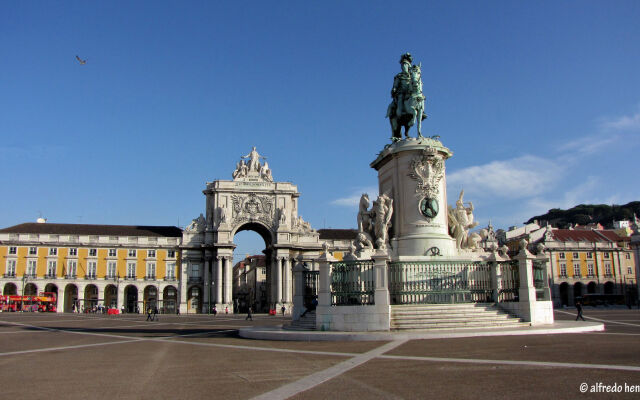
[125,285,139,313]
[104,284,118,309]
[232,223,273,313]
[3,282,17,295]
[64,284,78,312]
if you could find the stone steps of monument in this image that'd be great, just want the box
[285,312,316,331]
[390,303,529,331]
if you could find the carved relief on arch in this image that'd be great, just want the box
[230,193,276,230]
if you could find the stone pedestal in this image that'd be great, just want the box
[370,138,456,258]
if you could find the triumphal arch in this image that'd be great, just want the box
[179,147,323,314]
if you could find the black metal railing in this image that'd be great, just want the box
[303,270,319,309]
[388,261,493,304]
[499,260,519,302]
[533,260,546,300]
[330,260,375,306]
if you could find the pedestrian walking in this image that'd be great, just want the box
[225,307,229,314]
[153,306,158,321]
[246,306,253,321]
[281,305,286,315]
[212,305,217,316]
[146,307,153,321]
[575,300,585,321]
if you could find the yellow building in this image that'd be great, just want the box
[0,221,181,313]
[503,225,637,307]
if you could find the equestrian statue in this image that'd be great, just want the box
[386,53,427,141]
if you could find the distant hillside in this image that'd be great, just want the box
[525,202,640,228]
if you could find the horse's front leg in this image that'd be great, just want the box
[417,109,423,138]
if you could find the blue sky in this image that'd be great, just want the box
[2,1,639,259]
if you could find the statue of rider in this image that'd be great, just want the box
[386,53,414,125]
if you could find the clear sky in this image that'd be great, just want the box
[2,1,639,260]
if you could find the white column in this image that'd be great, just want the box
[276,257,283,304]
[58,284,66,313]
[224,257,232,305]
[203,258,210,313]
[179,260,188,314]
[284,257,292,303]
[216,256,223,304]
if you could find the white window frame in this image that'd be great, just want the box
[29,247,37,255]
[127,262,136,279]
[586,252,593,259]
[572,252,579,259]
[628,267,633,275]
[167,250,176,258]
[573,263,581,277]
[128,249,137,258]
[69,248,78,256]
[166,262,175,279]
[89,248,97,257]
[604,253,610,259]
[27,260,37,276]
[559,252,565,259]
[108,249,117,257]
[47,260,57,277]
[87,261,97,278]
[49,247,57,256]
[6,260,16,276]
[147,249,156,258]
[587,263,594,276]
[146,262,156,279]
[605,262,612,275]
[107,261,117,278]
[67,260,77,277]
[8,246,17,255]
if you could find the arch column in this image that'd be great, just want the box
[276,257,283,304]
[179,260,188,314]
[216,256,223,305]
[224,256,232,306]
[203,256,211,313]
[284,257,292,303]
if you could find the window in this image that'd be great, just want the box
[69,248,78,256]
[572,252,579,259]
[47,261,57,277]
[167,250,176,258]
[147,250,156,258]
[559,253,565,259]
[166,262,175,279]
[573,263,581,277]
[586,252,593,259]
[49,248,57,256]
[628,267,633,275]
[587,263,594,276]
[146,262,156,279]
[87,261,97,278]
[108,249,117,257]
[190,264,201,278]
[604,253,610,259]
[559,263,567,277]
[8,246,17,255]
[67,260,77,277]
[89,248,97,257]
[626,253,631,260]
[6,260,16,276]
[605,262,612,276]
[127,262,136,279]
[27,260,37,276]
[29,247,37,255]
[107,261,117,278]
[128,249,137,257]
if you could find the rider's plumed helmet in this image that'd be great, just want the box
[399,53,413,66]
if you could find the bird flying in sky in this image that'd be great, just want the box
[75,55,87,65]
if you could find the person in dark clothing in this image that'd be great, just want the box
[575,301,585,321]
[153,306,158,321]
[246,306,253,321]
[301,297,318,317]
[146,307,153,321]
[281,305,286,315]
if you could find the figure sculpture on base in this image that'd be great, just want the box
[386,53,427,141]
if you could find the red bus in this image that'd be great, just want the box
[0,292,57,312]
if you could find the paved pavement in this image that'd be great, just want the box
[1,307,639,399]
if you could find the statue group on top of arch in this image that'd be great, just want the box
[386,52,427,141]
[185,213,206,233]
[232,146,273,182]
[355,193,393,253]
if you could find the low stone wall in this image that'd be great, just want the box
[316,304,390,332]
[498,300,554,325]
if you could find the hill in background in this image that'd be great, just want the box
[525,201,640,228]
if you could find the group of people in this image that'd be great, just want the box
[146,306,159,321]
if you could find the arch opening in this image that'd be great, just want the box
[233,225,271,314]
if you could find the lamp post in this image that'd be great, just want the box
[21,274,28,312]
